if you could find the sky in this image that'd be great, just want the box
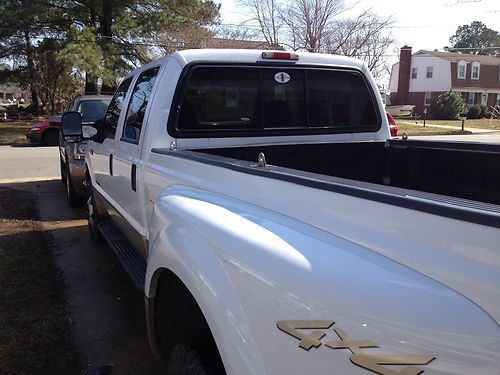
[217,0,499,82]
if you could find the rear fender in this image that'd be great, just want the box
[145,185,267,375]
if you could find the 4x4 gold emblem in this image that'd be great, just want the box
[277,320,435,375]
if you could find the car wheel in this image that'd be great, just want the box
[167,344,207,375]
[87,189,102,243]
[42,129,59,146]
[65,168,80,206]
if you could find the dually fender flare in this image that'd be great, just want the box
[144,185,267,375]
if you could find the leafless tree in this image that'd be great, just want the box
[239,0,282,48]
[288,0,345,51]
[323,10,394,78]
[237,0,395,79]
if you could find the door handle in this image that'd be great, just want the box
[109,154,113,176]
[131,164,137,192]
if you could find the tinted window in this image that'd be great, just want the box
[104,78,133,139]
[307,70,378,128]
[176,66,379,135]
[78,99,111,123]
[178,67,259,130]
[122,67,159,143]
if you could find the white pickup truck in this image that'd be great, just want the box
[61,49,500,375]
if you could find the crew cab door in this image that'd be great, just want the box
[112,67,160,257]
[91,78,133,203]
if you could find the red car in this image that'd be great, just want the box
[26,114,62,145]
[386,111,399,137]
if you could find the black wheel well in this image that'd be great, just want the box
[152,269,226,374]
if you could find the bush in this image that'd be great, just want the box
[431,91,465,120]
[480,105,487,118]
[467,104,482,119]
[6,105,19,120]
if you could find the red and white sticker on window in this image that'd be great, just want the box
[274,72,291,84]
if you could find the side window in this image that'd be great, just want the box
[122,67,160,143]
[104,78,133,139]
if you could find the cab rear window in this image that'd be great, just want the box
[172,65,380,137]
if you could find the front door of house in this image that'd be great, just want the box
[481,93,488,107]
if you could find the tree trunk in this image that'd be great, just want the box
[85,72,98,94]
[99,0,116,93]
[24,31,40,114]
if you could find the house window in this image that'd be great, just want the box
[424,92,432,106]
[496,94,500,106]
[468,92,475,105]
[471,61,480,80]
[457,61,466,79]
[411,67,418,79]
[0,92,4,99]
[5,93,13,100]
[426,66,433,78]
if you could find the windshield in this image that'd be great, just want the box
[173,65,380,137]
[78,99,111,122]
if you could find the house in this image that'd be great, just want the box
[389,46,500,115]
[0,82,29,106]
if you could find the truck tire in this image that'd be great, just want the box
[167,344,207,375]
[42,129,59,146]
[155,273,225,375]
[65,168,80,206]
[87,189,102,243]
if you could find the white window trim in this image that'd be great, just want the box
[471,61,480,80]
[424,92,432,106]
[411,67,418,79]
[457,60,467,80]
[426,66,433,79]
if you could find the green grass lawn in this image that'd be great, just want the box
[0,121,32,145]
[396,121,471,136]
[409,118,500,130]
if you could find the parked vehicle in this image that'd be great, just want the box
[59,95,112,205]
[386,104,415,118]
[26,114,62,145]
[62,49,500,374]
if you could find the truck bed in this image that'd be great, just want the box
[180,139,500,226]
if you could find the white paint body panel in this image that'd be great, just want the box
[85,49,500,375]
[144,156,500,374]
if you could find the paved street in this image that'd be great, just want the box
[0,145,60,182]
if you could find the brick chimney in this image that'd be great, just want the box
[396,46,412,104]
